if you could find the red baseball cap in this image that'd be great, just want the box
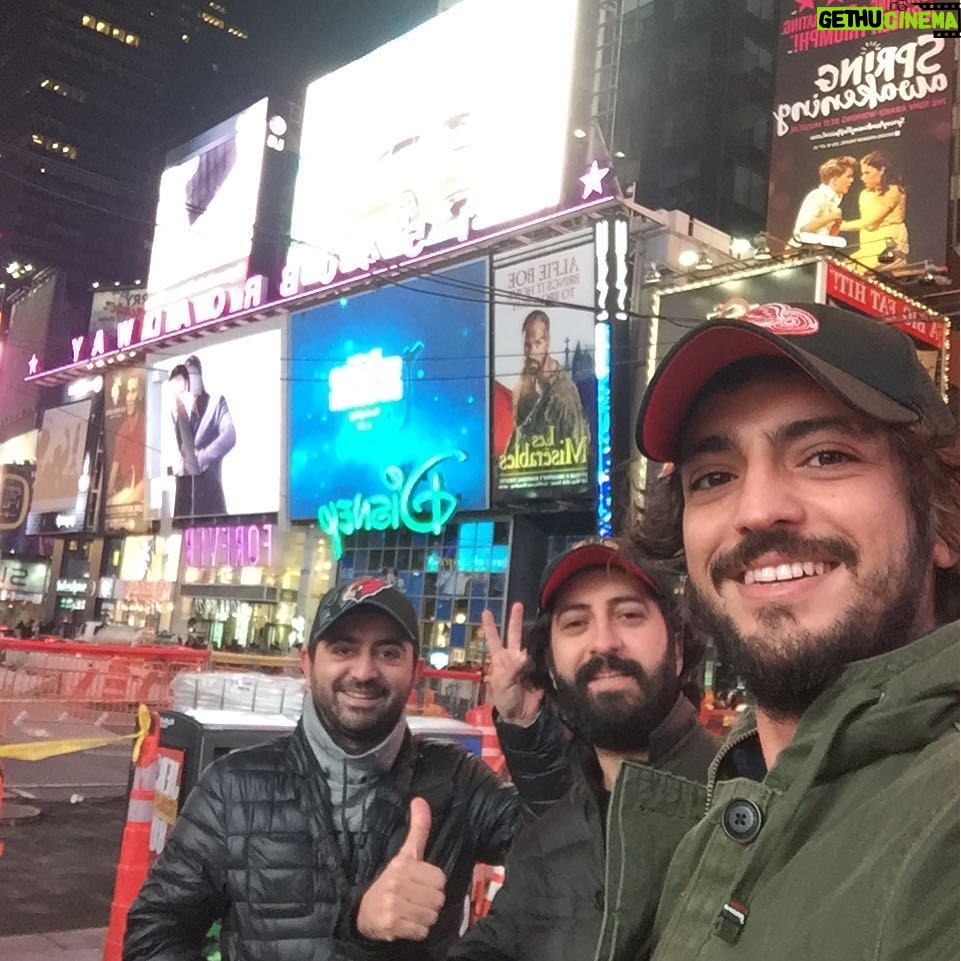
[637,302,953,463]
[538,538,669,613]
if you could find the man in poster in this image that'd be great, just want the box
[789,156,856,244]
[508,310,591,466]
[108,373,146,501]
[168,355,236,518]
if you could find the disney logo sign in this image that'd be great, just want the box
[317,451,466,560]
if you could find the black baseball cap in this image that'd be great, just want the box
[309,577,419,653]
[538,537,668,613]
[637,301,954,462]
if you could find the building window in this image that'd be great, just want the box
[339,520,512,665]
[81,13,140,47]
[30,131,78,161]
[39,76,86,103]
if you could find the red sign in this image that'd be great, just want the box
[825,263,945,349]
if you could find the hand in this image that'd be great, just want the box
[482,602,543,726]
[356,798,446,942]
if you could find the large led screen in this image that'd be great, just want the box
[146,327,281,520]
[767,3,953,270]
[288,0,579,286]
[289,260,488,538]
[492,241,595,501]
[146,98,268,306]
[32,400,93,518]
[103,367,148,532]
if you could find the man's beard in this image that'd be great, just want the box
[687,527,931,720]
[553,651,680,752]
[312,677,404,751]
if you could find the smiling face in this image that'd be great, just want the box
[300,609,416,753]
[678,367,941,717]
[548,566,681,751]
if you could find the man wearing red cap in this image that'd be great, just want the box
[450,539,716,961]
[611,302,958,960]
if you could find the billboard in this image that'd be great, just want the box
[767,3,953,270]
[492,242,595,501]
[146,98,269,307]
[289,260,488,554]
[103,367,148,532]
[32,400,94,523]
[287,0,581,295]
[146,328,281,521]
[88,287,147,339]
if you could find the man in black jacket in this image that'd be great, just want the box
[449,539,717,961]
[124,577,526,961]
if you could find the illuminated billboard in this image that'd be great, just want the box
[287,0,581,296]
[88,287,146,339]
[289,260,488,553]
[492,241,595,501]
[103,367,148,532]
[146,98,269,307]
[146,327,282,521]
[32,400,94,524]
[767,3,953,270]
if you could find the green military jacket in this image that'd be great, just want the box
[597,622,959,961]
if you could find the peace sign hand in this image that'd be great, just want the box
[481,602,543,727]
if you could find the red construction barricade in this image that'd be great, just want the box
[0,639,208,737]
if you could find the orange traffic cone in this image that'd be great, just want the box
[102,708,160,961]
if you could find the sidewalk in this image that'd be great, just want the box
[0,795,125,959]
[0,926,107,960]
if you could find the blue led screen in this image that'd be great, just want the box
[289,260,489,519]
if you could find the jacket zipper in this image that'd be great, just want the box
[704,726,758,812]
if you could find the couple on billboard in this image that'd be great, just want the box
[790,149,908,269]
[167,355,236,518]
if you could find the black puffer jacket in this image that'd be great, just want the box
[123,723,525,961]
[449,697,719,961]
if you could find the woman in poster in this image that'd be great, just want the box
[841,150,908,270]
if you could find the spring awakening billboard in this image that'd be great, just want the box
[103,367,148,532]
[492,241,595,502]
[145,327,282,521]
[289,260,488,556]
[767,1,953,271]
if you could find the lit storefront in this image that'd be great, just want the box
[173,525,334,652]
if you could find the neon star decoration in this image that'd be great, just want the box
[580,160,610,200]
[27,354,39,375]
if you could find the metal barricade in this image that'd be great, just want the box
[0,639,209,738]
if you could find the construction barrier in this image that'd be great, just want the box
[469,862,506,924]
[465,703,506,775]
[102,708,161,961]
[0,639,209,740]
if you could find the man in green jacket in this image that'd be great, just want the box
[606,301,959,961]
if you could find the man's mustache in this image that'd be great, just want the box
[575,653,645,690]
[710,529,858,591]
[336,680,389,698]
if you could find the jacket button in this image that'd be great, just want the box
[721,798,762,843]
[593,890,605,911]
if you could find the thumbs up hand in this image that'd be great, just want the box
[356,798,447,942]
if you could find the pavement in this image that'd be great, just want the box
[0,794,125,960]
